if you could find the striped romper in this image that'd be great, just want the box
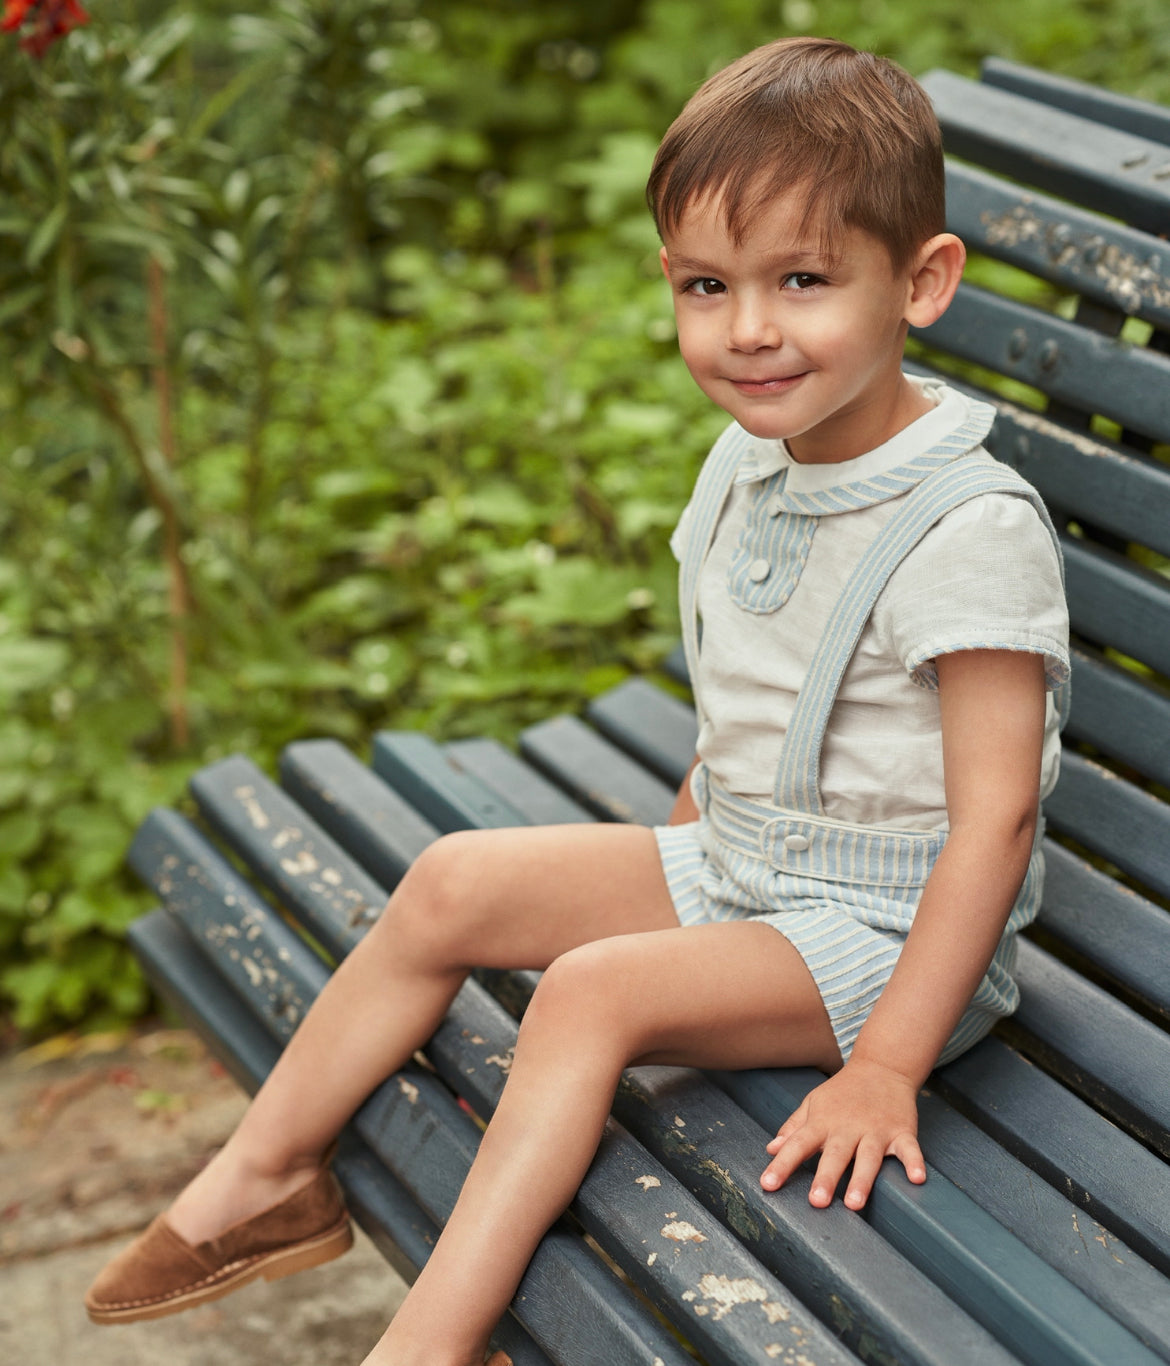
[655,403,1069,1065]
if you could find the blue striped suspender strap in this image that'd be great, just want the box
[773,454,1067,814]
[676,423,759,732]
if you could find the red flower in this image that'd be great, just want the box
[1,0,36,31]
[2,0,89,56]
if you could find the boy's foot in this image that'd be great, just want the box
[84,1163,352,1324]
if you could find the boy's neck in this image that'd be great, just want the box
[786,374,935,465]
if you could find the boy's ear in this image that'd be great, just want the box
[903,233,966,328]
[659,245,671,279]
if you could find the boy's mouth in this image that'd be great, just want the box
[729,372,809,395]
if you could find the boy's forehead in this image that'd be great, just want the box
[667,184,841,261]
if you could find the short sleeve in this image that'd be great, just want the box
[880,493,1070,692]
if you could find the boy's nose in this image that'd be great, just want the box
[728,301,781,352]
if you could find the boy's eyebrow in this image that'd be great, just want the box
[664,248,833,275]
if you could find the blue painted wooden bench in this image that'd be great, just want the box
[125,60,1170,1366]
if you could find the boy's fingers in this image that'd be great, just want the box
[807,1141,855,1207]
[766,1102,809,1153]
[842,1142,886,1210]
[891,1132,927,1184]
[760,1124,823,1190]
[846,1134,926,1209]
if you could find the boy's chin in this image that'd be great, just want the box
[727,412,805,444]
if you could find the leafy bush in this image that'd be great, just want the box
[2,0,1167,1034]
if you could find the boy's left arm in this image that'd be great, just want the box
[760,648,1047,1209]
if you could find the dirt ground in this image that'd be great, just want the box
[0,1027,409,1366]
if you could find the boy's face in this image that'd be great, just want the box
[660,188,925,463]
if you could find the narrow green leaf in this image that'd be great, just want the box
[0,282,46,328]
[25,202,67,271]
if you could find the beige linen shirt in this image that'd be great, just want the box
[673,378,1070,830]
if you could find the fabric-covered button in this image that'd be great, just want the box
[783,833,810,852]
[747,558,771,582]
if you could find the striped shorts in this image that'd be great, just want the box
[654,777,1040,1064]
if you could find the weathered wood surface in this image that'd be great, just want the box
[921,69,1170,232]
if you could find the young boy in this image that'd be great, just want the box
[86,36,1069,1366]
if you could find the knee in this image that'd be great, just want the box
[375,831,485,965]
[519,939,642,1060]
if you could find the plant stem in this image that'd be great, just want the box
[84,361,192,752]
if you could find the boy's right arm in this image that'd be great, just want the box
[757,649,1046,1210]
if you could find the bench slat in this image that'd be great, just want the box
[1063,647,1170,792]
[1011,938,1170,1158]
[586,679,699,786]
[922,70,1170,232]
[981,58,1170,146]
[992,404,1170,559]
[129,809,330,1039]
[190,755,387,961]
[1045,750,1170,904]
[1039,840,1170,1021]
[912,1082,1170,1356]
[712,1066,1167,1366]
[519,714,676,825]
[444,737,592,825]
[944,162,1170,330]
[1062,537,1170,681]
[129,906,288,1097]
[913,284,1170,443]
[280,739,438,890]
[936,1034,1170,1279]
[900,364,1170,563]
[373,731,531,830]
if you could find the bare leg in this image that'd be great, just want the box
[166,823,682,1246]
[367,920,841,1366]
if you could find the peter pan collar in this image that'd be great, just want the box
[732,378,997,514]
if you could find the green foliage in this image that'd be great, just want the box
[1,0,1165,1034]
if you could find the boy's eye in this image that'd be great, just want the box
[782,273,823,291]
[685,277,726,296]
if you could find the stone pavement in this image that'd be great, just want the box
[0,1028,409,1366]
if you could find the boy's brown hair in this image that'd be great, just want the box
[647,37,944,272]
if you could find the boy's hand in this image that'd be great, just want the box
[760,1058,925,1209]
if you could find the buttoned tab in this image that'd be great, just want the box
[727,467,816,615]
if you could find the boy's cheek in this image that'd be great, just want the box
[677,349,714,396]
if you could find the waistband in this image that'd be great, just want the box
[700,768,947,888]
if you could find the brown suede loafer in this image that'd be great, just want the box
[85,1166,353,1324]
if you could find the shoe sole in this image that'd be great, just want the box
[85,1217,354,1325]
